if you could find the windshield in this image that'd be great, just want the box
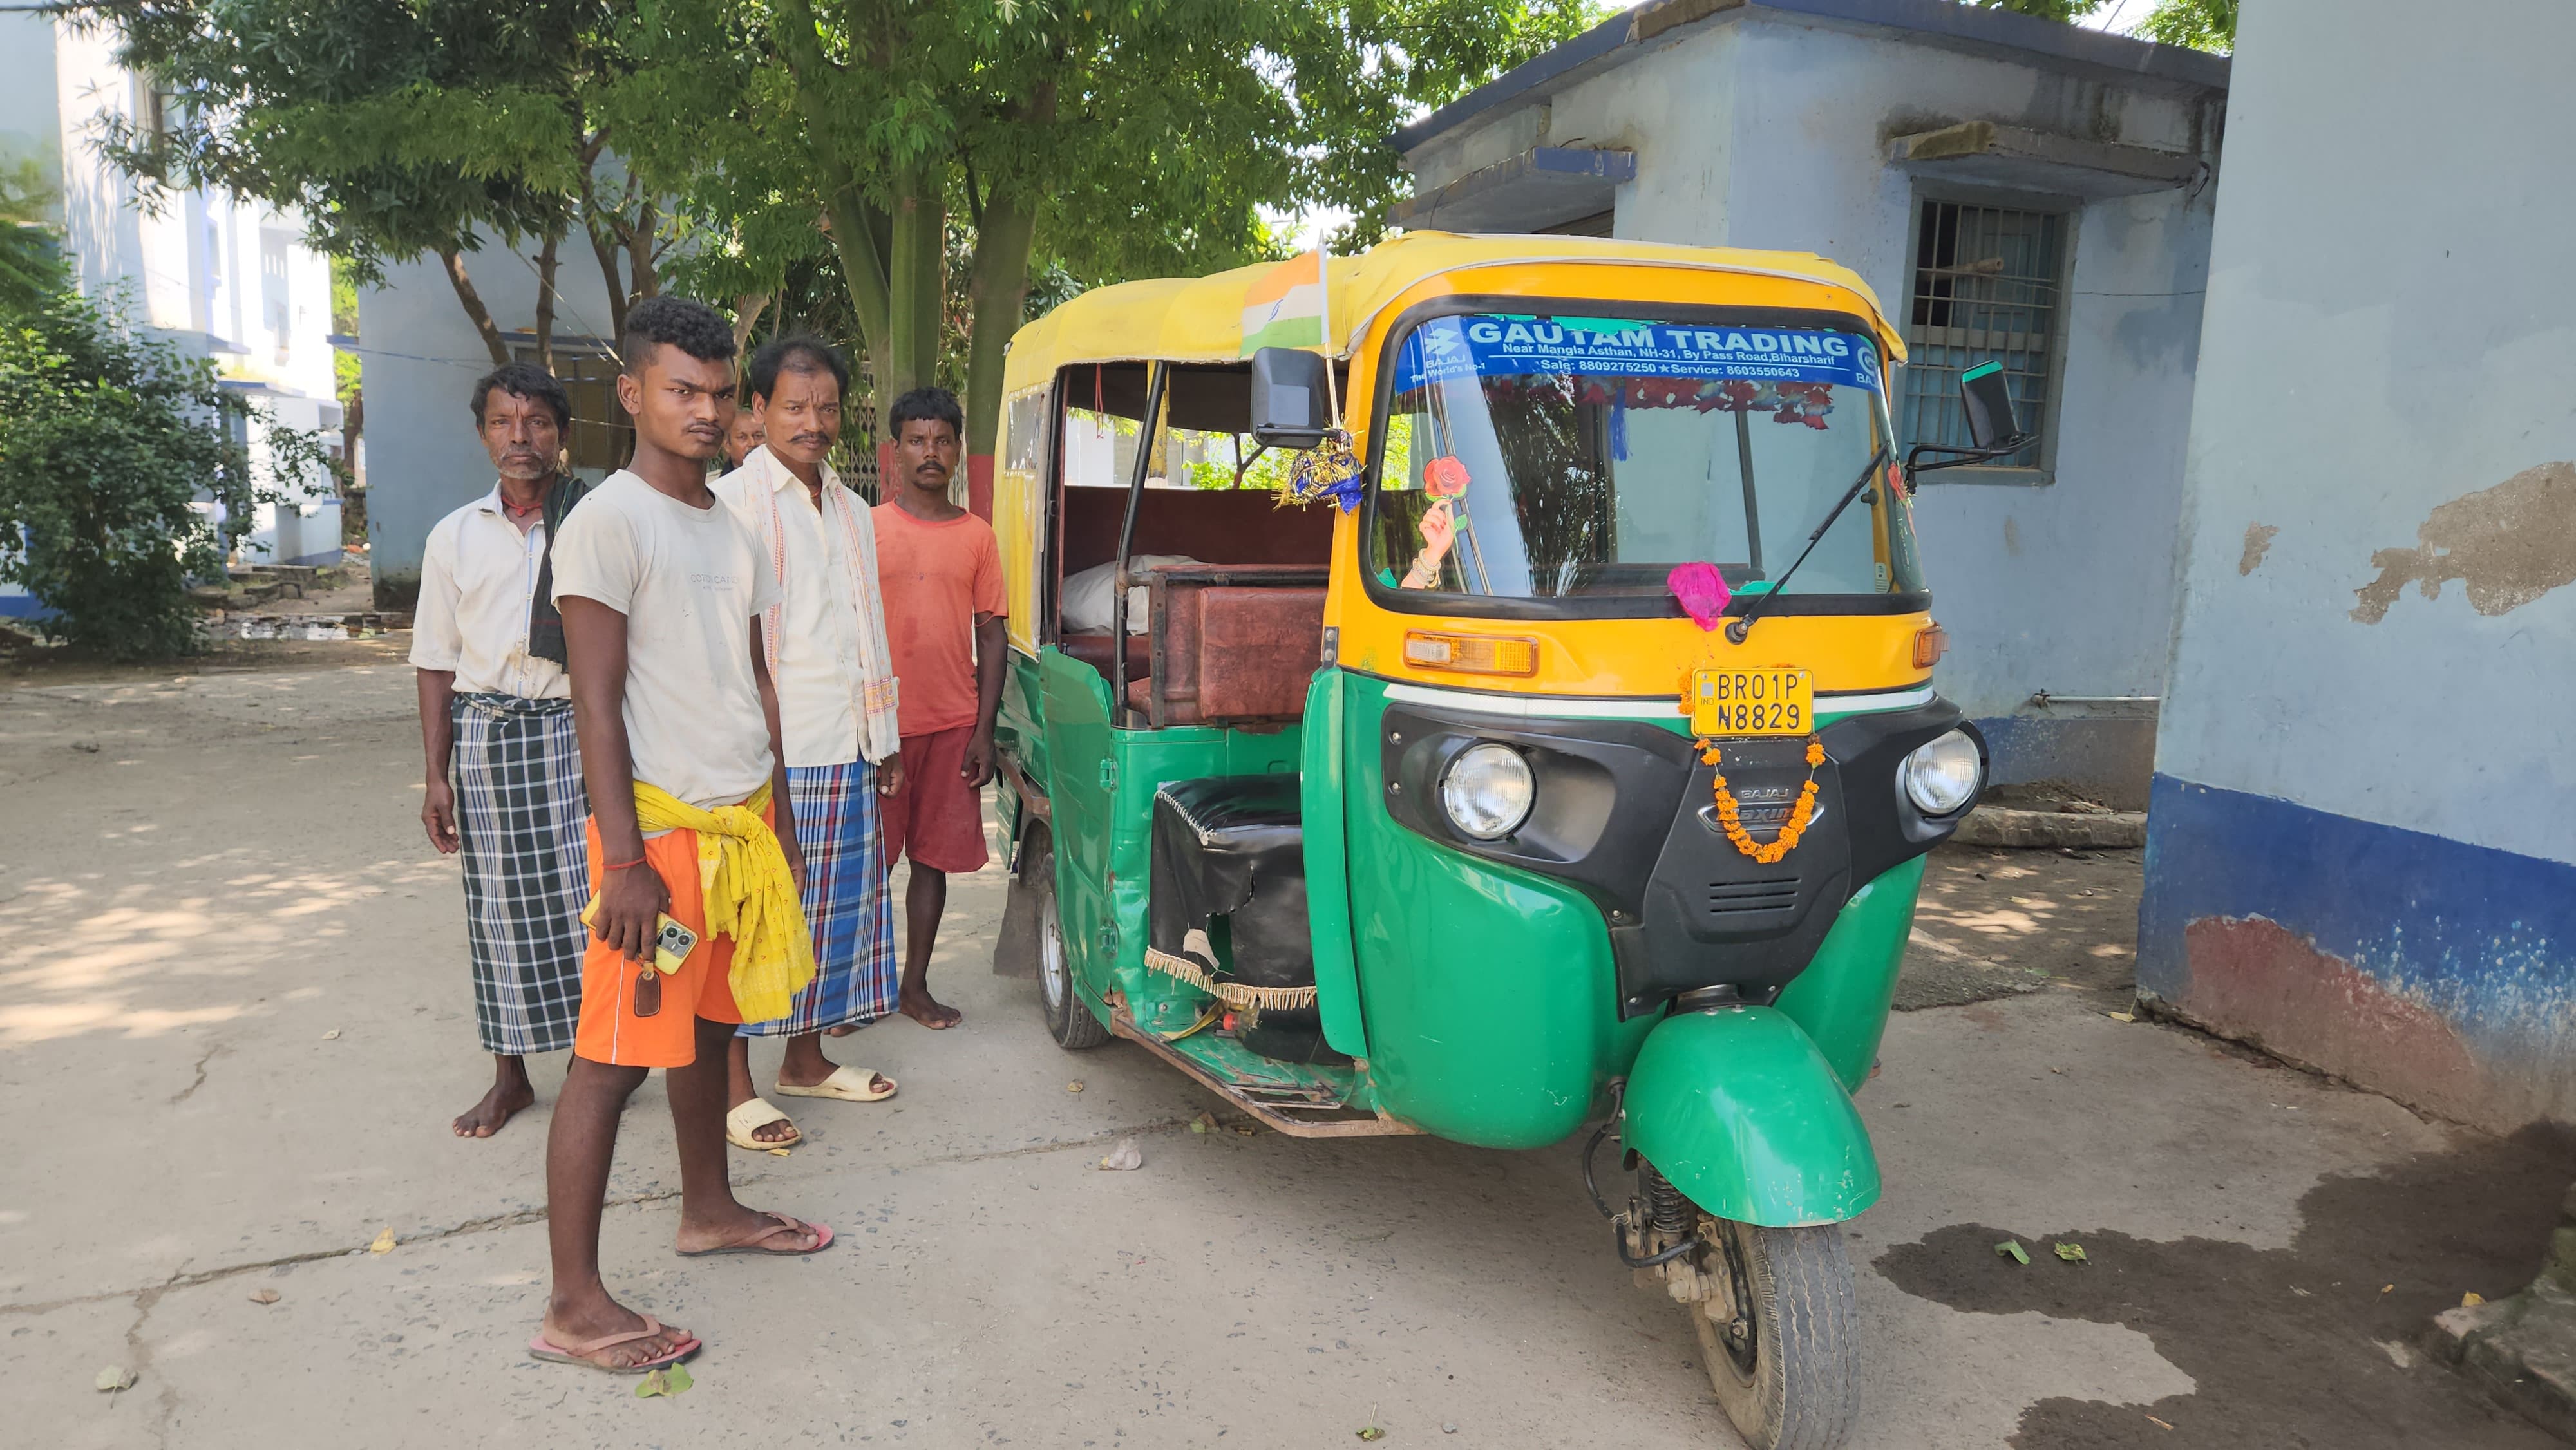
[1371,312,1922,610]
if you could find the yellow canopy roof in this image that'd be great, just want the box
[1001,230,1905,394]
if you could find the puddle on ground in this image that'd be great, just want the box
[1875,1127,2576,1448]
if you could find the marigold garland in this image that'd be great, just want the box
[1694,735,1828,864]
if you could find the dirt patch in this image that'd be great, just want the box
[1874,1127,2576,1448]
[1899,843,2142,1011]
[0,630,410,686]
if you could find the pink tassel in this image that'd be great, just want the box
[1667,561,1732,632]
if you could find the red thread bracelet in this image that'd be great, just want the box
[601,856,648,872]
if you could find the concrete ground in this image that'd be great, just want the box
[4,651,2568,1449]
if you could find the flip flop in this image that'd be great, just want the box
[775,1065,898,1103]
[725,1096,800,1151]
[677,1211,835,1259]
[527,1314,699,1373]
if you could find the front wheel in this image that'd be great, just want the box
[1692,1217,1861,1450]
[1032,851,1110,1051]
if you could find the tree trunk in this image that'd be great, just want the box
[732,292,771,358]
[770,0,896,425]
[961,183,1040,518]
[625,199,661,302]
[533,228,561,374]
[886,169,944,417]
[440,249,511,368]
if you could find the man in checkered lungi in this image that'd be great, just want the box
[710,334,904,1149]
[413,363,593,1138]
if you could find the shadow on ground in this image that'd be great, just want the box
[1875,1127,2576,1447]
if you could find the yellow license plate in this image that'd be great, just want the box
[1690,667,1814,737]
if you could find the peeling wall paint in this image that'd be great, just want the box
[2237,523,2277,576]
[2351,461,2576,623]
[2139,777,2576,1133]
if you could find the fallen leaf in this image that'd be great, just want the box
[321,1029,341,1040]
[1996,1239,2030,1265]
[2463,1291,2486,1307]
[2055,1242,2088,1263]
[1357,1428,1385,1442]
[249,1288,281,1305]
[2383,1284,2395,1294]
[636,1368,668,1398]
[95,1366,138,1393]
[768,1147,791,1157]
[662,1361,694,1395]
[1189,1112,1216,1135]
[2107,1012,2136,1023]
[368,1227,397,1254]
[2146,1415,2174,1429]
[1231,1125,1256,1136]
[1097,1138,1144,1171]
[1066,1081,1084,1093]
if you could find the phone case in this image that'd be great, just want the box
[580,899,698,975]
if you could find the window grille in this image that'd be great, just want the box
[1900,198,2068,473]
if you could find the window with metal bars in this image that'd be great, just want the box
[1901,198,2069,477]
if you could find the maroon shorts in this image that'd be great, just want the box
[884,726,990,874]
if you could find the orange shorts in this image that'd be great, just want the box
[571,805,771,1068]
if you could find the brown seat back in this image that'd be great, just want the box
[1143,565,1328,728]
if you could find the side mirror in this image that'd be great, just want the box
[1958,361,2022,450]
[1249,346,1331,449]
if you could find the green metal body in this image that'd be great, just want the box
[998,654,1927,1200]
[1621,1006,1882,1226]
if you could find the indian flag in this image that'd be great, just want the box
[1240,250,1328,355]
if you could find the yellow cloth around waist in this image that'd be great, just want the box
[632,780,814,1024]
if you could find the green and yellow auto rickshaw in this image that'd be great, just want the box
[985,232,2005,1449]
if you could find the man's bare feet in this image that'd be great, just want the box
[539,1292,694,1370]
[675,1204,829,1256]
[453,1059,536,1137]
[899,986,962,1029]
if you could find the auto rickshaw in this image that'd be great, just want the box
[986,232,2010,1450]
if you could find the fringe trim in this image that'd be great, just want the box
[1142,945,1320,1013]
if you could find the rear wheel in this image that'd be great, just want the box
[1692,1217,1861,1450]
[1033,851,1110,1051]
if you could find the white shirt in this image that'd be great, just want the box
[408,484,567,700]
[548,471,784,809]
[713,449,898,768]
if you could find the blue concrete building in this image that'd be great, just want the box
[2139,0,2576,1131]
[1392,0,2228,805]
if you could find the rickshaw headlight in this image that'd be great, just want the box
[1440,742,1535,840]
[1902,730,1982,816]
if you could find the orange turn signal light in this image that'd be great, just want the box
[1405,630,1539,677]
[1913,623,1949,668]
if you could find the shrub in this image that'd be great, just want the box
[0,287,336,659]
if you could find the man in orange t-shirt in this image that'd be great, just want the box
[874,386,1004,1029]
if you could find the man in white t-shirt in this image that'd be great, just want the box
[533,296,831,1377]
[711,335,905,1150]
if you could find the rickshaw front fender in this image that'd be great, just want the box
[1623,1006,1882,1228]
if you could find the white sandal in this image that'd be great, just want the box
[774,1065,898,1103]
[724,1096,799,1151]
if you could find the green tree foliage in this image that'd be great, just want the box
[0,288,336,658]
[0,156,68,315]
[102,0,668,369]
[1971,0,2107,21]
[2137,0,2235,52]
[634,0,1598,452]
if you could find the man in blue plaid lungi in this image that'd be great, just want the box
[710,335,904,1150]
[414,364,592,1138]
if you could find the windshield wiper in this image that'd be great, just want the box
[1724,448,1888,645]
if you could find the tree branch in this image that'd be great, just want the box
[440,249,511,368]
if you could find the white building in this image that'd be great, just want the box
[0,14,342,617]
[1392,0,2226,805]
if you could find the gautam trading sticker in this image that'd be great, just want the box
[1398,315,1884,394]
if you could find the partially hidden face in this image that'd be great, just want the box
[724,411,765,469]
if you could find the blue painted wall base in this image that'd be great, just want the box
[2139,775,2576,1131]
